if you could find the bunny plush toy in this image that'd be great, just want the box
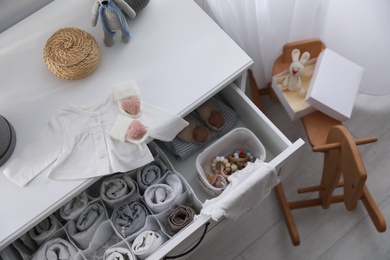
[91,0,136,47]
[282,49,310,96]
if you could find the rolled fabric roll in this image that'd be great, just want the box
[60,191,89,221]
[136,157,169,193]
[104,247,135,260]
[131,230,166,259]
[28,214,61,246]
[31,237,78,260]
[167,205,196,233]
[111,193,149,238]
[66,202,106,250]
[100,175,138,209]
[144,172,183,213]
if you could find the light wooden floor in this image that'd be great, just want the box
[188,92,390,260]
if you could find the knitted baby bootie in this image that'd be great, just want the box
[196,100,225,131]
[177,117,209,145]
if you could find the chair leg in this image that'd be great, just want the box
[248,69,264,111]
[275,183,300,246]
[361,186,387,232]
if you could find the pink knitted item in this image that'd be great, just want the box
[122,96,141,116]
[127,120,147,140]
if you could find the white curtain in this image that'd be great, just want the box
[204,0,390,95]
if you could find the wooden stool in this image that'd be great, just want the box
[275,120,386,246]
[264,39,387,245]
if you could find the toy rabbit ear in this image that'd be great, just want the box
[300,51,310,64]
[291,49,300,62]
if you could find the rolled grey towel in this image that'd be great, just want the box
[144,172,183,213]
[136,157,169,193]
[66,202,106,250]
[31,237,78,260]
[167,205,196,233]
[111,193,149,238]
[131,230,166,259]
[104,247,136,260]
[28,214,61,246]
[60,191,89,221]
[100,175,138,209]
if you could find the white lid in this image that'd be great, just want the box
[305,48,364,121]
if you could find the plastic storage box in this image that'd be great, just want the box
[196,127,266,196]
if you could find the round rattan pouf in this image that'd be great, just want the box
[43,27,100,80]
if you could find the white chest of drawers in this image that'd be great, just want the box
[0,0,304,258]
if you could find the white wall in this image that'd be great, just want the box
[317,0,390,95]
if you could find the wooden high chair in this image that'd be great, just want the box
[252,38,387,245]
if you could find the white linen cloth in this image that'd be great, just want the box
[3,81,188,187]
[201,160,279,221]
[131,231,166,259]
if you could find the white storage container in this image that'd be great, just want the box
[196,127,266,196]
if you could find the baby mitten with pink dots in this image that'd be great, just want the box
[113,80,142,118]
[110,114,150,144]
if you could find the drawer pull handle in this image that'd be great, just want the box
[163,221,210,259]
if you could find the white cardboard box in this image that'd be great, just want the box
[271,48,364,121]
[305,48,364,122]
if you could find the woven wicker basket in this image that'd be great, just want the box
[43,28,100,80]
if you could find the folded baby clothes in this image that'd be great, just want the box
[167,205,196,233]
[201,160,279,221]
[66,202,106,250]
[136,156,169,193]
[104,247,136,260]
[144,172,183,214]
[111,193,149,238]
[31,237,78,260]
[100,174,138,210]
[131,230,166,259]
[3,80,187,187]
[28,214,61,247]
[60,191,89,221]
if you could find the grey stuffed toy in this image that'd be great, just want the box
[91,0,136,47]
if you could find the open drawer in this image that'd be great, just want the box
[147,83,305,259]
[1,83,304,260]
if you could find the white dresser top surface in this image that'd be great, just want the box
[0,0,252,249]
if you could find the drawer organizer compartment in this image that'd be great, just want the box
[10,143,202,260]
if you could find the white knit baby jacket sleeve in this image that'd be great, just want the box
[3,116,64,187]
